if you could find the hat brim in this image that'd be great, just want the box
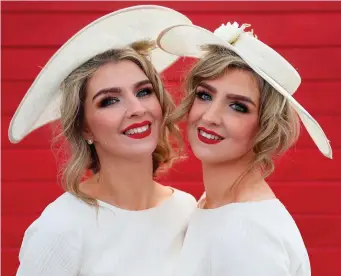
[9,5,192,143]
[157,24,332,159]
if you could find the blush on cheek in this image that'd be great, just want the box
[187,103,202,126]
[227,115,258,142]
[240,120,259,146]
[249,116,260,135]
[90,115,113,129]
[153,106,163,121]
[86,111,123,143]
[154,101,163,116]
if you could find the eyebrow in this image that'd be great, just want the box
[92,79,151,101]
[198,82,257,107]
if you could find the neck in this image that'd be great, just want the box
[201,153,264,208]
[90,153,159,210]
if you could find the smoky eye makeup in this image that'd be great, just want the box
[229,102,249,113]
[97,96,119,108]
[195,88,212,101]
[195,87,251,113]
[96,85,155,108]
[136,86,154,98]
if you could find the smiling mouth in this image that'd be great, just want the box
[197,128,224,144]
[123,124,151,139]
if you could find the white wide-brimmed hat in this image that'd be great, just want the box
[156,22,332,159]
[8,5,192,144]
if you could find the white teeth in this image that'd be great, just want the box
[199,130,221,140]
[125,125,149,135]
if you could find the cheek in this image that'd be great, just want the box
[227,115,259,142]
[187,101,203,126]
[147,96,163,122]
[86,109,122,136]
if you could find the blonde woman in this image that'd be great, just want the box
[157,22,332,275]
[9,6,196,276]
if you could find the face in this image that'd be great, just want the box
[83,59,162,160]
[187,69,260,164]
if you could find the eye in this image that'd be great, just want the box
[99,97,119,108]
[195,90,212,101]
[136,87,153,98]
[230,102,249,113]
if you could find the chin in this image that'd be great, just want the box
[194,153,227,165]
[190,143,241,165]
[128,141,158,157]
[191,144,221,164]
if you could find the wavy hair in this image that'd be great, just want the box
[54,41,182,205]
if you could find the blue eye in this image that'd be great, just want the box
[99,97,119,108]
[196,91,212,101]
[230,102,249,113]
[136,88,153,98]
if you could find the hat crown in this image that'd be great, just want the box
[213,22,301,95]
[213,22,253,43]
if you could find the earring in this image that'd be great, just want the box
[87,139,93,145]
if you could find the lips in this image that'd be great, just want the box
[122,120,152,139]
[197,127,224,145]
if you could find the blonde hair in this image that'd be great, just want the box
[169,45,300,179]
[54,41,181,205]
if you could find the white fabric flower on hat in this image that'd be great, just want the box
[213,22,255,44]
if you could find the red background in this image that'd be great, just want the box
[1,1,341,275]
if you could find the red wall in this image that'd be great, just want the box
[2,2,341,275]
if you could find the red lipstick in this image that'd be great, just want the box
[122,120,151,139]
[197,127,224,145]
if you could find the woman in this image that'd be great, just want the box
[9,6,196,276]
[157,22,332,275]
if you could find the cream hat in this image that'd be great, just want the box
[157,22,332,158]
[9,5,192,143]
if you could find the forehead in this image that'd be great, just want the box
[203,69,260,100]
[87,60,148,95]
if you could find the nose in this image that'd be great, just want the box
[201,101,222,126]
[125,96,146,118]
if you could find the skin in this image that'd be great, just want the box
[187,68,275,208]
[81,60,173,210]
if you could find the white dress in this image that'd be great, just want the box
[174,198,311,276]
[16,188,197,276]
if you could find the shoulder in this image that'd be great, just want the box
[22,193,94,244]
[212,215,290,275]
[37,192,94,228]
[160,187,197,221]
[223,211,283,245]
[17,193,89,275]
[213,200,300,275]
[171,187,197,208]
[221,199,290,244]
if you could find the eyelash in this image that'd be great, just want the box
[98,87,154,108]
[136,87,153,98]
[196,91,212,101]
[195,90,249,113]
[99,97,119,108]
